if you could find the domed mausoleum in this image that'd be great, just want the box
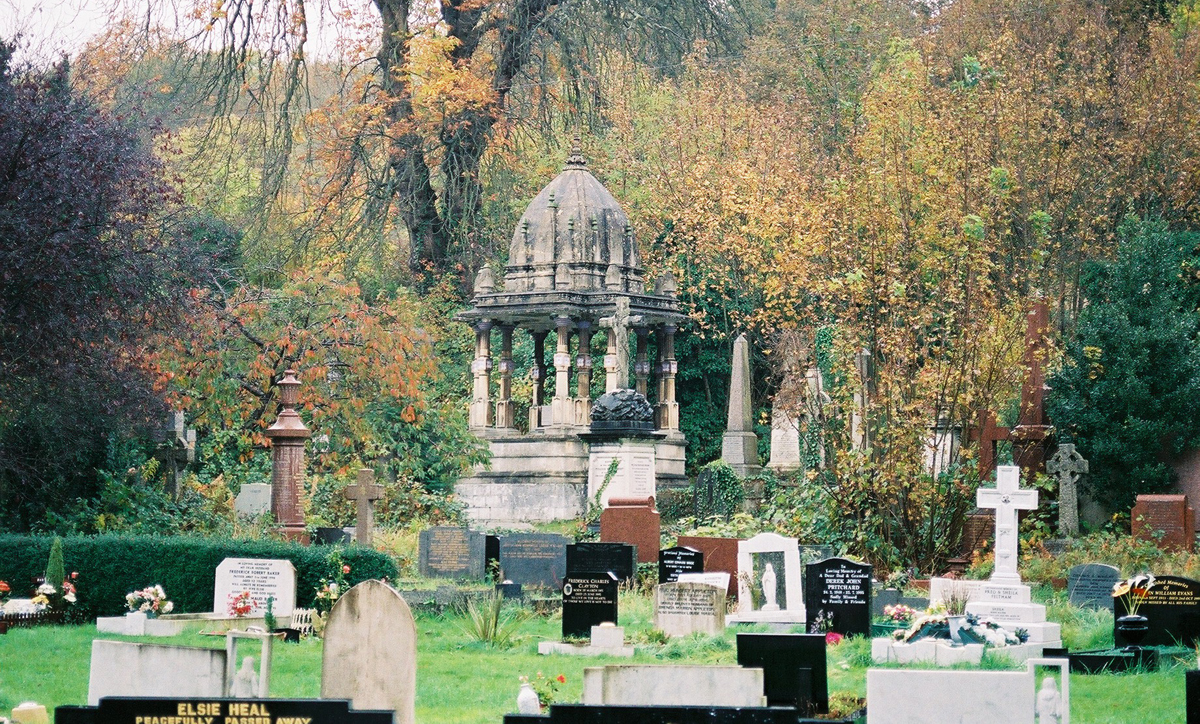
[454,141,687,524]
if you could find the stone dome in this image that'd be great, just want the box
[504,142,645,293]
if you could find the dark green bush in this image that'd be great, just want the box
[0,534,398,619]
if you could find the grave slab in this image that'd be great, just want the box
[87,640,225,705]
[582,665,765,707]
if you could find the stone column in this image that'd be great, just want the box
[574,322,593,425]
[656,325,680,431]
[720,334,760,476]
[469,321,493,430]
[495,325,515,429]
[634,327,650,396]
[530,330,548,430]
[604,327,619,393]
[266,369,311,543]
[552,317,573,426]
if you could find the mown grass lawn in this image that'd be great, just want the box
[0,591,1188,723]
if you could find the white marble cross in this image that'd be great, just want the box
[977,465,1038,584]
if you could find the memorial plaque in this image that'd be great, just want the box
[418,527,487,579]
[804,558,872,637]
[498,534,569,589]
[736,632,828,714]
[677,536,739,595]
[1068,563,1120,611]
[654,581,725,636]
[658,546,704,584]
[1116,574,1200,647]
[213,558,296,616]
[567,542,637,583]
[55,699,392,724]
[562,572,619,638]
[1132,494,1196,552]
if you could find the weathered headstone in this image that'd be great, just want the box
[87,641,226,704]
[321,580,416,724]
[804,558,872,637]
[676,572,732,591]
[418,527,487,580]
[1047,444,1088,537]
[233,483,271,517]
[344,469,384,546]
[213,558,296,617]
[735,632,828,714]
[977,465,1039,584]
[567,542,636,584]
[658,546,703,584]
[599,497,660,563]
[676,536,738,595]
[767,409,802,473]
[720,334,761,477]
[1132,494,1196,553]
[562,572,619,638]
[654,582,725,637]
[1115,574,1200,647]
[729,532,805,623]
[498,533,569,588]
[1067,563,1120,611]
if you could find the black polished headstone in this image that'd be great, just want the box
[56,698,392,724]
[562,572,619,638]
[497,581,523,599]
[1188,669,1200,724]
[735,632,828,714]
[1068,563,1119,611]
[486,535,501,579]
[1115,574,1200,647]
[538,704,803,724]
[498,534,569,589]
[418,527,487,579]
[658,546,704,584]
[804,557,872,637]
[566,542,637,583]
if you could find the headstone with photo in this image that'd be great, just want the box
[676,536,739,595]
[562,572,620,638]
[735,632,828,714]
[658,546,704,584]
[213,558,297,617]
[728,532,805,624]
[1067,563,1120,611]
[803,558,872,637]
[418,527,488,580]
[321,580,416,724]
[567,542,637,584]
[654,581,725,637]
[498,533,569,589]
[1115,574,1200,647]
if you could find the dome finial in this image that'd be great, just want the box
[565,133,587,169]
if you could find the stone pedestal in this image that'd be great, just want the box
[265,369,310,544]
[587,438,656,506]
[929,577,1063,652]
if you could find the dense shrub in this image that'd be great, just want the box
[0,535,397,619]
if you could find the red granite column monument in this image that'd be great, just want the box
[266,369,310,543]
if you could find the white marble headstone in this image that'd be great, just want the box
[213,558,296,617]
[729,532,804,622]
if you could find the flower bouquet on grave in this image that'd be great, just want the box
[228,590,256,618]
[955,614,1028,647]
[883,604,917,625]
[1113,574,1155,646]
[524,672,566,708]
[31,577,78,613]
[126,585,174,617]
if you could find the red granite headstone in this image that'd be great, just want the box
[1132,494,1196,553]
[677,535,740,595]
[600,497,660,563]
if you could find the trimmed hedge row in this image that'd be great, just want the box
[0,535,398,619]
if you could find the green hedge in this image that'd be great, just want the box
[0,535,398,619]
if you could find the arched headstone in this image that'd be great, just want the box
[321,580,416,724]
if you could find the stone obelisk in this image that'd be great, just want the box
[721,334,761,477]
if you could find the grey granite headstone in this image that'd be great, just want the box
[498,533,569,589]
[418,527,487,579]
[234,483,271,517]
[1068,563,1119,611]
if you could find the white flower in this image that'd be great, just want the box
[140,602,150,612]
[64,592,76,603]
[37,583,56,595]
[162,601,173,613]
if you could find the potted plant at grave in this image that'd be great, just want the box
[125,585,174,618]
[942,583,972,644]
[873,604,917,637]
[1112,573,1156,647]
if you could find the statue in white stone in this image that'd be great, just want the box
[517,681,541,714]
[231,656,259,698]
[760,563,779,611]
[1035,676,1061,724]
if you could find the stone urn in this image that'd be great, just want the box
[1116,613,1149,647]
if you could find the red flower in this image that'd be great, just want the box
[342,565,351,575]
[70,571,79,579]
[825,632,844,646]
[556,675,566,684]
